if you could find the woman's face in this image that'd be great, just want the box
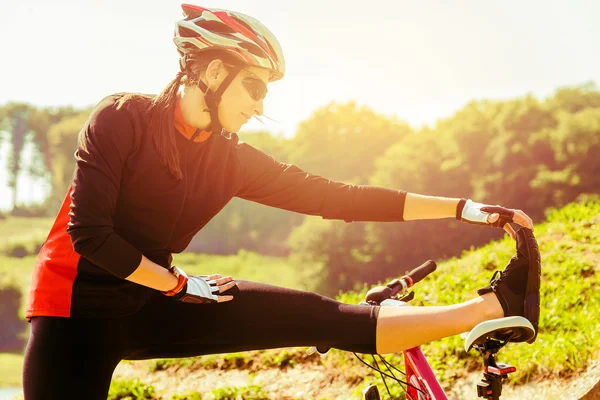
[181,60,270,133]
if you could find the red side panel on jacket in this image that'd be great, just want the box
[26,186,80,320]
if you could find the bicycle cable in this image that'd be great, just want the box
[379,355,404,397]
[372,356,393,397]
[353,352,429,398]
[379,356,406,377]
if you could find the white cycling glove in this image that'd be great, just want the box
[457,199,515,228]
[161,265,221,304]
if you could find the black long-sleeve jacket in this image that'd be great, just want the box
[26,94,407,320]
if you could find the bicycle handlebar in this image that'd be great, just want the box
[365,260,437,304]
[308,259,438,356]
[392,259,437,295]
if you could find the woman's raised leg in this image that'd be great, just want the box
[375,292,503,354]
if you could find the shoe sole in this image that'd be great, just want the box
[516,227,542,343]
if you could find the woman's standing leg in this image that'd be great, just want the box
[23,316,129,400]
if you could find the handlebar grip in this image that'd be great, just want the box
[405,260,437,286]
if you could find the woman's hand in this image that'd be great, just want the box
[458,199,534,240]
[162,266,237,303]
[182,274,237,303]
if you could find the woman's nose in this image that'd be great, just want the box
[254,100,264,117]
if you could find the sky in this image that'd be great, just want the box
[1,0,599,210]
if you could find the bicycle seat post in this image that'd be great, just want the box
[474,340,517,400]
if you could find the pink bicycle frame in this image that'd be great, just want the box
[404,346,448,400]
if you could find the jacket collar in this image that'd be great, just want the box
[174,98,212,142]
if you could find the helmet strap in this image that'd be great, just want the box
[193,66,241,137]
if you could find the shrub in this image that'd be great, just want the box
[10,205,49,218]
[1,235,45,258]
[170,393,203,400]
[0,277,26,352]
[210,385,269,400]
[5,243,28,258]
[107,379,158,400]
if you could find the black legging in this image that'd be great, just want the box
[23,280,380,400]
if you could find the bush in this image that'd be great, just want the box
[108,379,158,400]
[210,385,269,400]
[0,277,26,352]
[1,236,45,258]
[5,244,28,258]
[10,204,49,218]
[170,393,203,400]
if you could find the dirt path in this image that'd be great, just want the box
[113,356,600,400]
[447,357,600,400]
[113,360,357,400]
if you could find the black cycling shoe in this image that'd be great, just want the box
[478,226,541,343]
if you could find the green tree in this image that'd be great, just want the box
[0,102,81,213]
[28,105,80,177]
[289,84,600,293]
[288,101,411,183]
[533,108,600,205]
[286,216,369,296]
[45,111,91,210]
[545,81,600,114]
[0,104,32,212]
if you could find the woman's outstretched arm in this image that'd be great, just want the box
[234,142,534,233]
[402,193,460,221]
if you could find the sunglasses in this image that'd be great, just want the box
[241,76,268,102]
[224,63,268,102]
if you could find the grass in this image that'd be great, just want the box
[0,201,599,396]
[0,216,52,257]
[0,353,24,387]
[0,216,53,241]
[209,385,269,400]
[143,200,600,395]
[107,380,274,400]
[0,247,321,322]
[108,379,157,399]
[336,200,600,385]
[0,255,37,319]
[149,348,321,373]
[172,250,321,292]
[108,379,290,400]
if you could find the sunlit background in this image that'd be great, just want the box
[1,0,599,209]
[1,1,600,398]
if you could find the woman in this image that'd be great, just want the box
[23,4,538,399]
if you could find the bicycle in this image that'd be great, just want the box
[308,249,538,400]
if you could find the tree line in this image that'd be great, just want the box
[1,82,598,295]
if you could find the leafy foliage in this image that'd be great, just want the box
[289,83,600,294]
[210,385,268,400]
[150,201,600,394]
[0,276,26,352]
[108,379,157,400]
[1,82,598,300]
[0,201,598,397]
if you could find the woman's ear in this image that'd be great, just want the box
[205,59,226,90]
